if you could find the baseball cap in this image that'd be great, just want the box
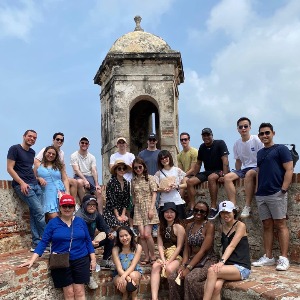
[148,133,157,140]
[117,137,127,143]
[217,201,236,215]
[80,136,89,143]
[59,194,76,206]
[201,128,213,135]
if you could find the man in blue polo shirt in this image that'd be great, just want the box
[252,123,293,271]
[7,130,46,251]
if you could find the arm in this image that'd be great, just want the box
[191,160,201,175]
[166,224,185,264]
[157,227,166,263]
[281,161,293,191]
[218,155,229,183]
[122,244,142,278]
[178,225,191,274]
[91,165,101,190]
[185,161,197,176]
[72,164,89,185]
[34,161,47,187]
[235,159,242,171]
[7,159,29,195]
[61,166,70,194]
[19,253,40,268]
[148,176,158,219]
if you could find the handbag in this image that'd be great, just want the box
[49,219,73,270]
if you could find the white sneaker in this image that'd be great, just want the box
[252,254,276,267]
[88,276,98,289]
[241,206,251,218]
[276,256,290,271]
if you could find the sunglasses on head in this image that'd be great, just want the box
[238,125,249,130]
[193,208,207,214]
[80,141,89,145]
[55,138,64,142]
[117,166,127,171]
[134,165,143,170]
[180,138,189,142]
[258,131,271,137]
[160,156,169,161]
[61,205,75,209]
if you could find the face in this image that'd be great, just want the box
[53,135,64,149]
[220,210,234,223]
[160,155,170,167]
[45,148,57,162]
[180,134,190,147]
[164,209,176,222]
[60,204,75,217]
[86,200,97,214]
[258,126,274,146]
[133,163,144,175]
[237,120,251,137]
[79,139,89,150]
[115,164,127,175]
[202,133,213,146]
[119,229,131,245]
[23,131,37,147]
[147,138,157,148]
[117,139,127,151]
[193,203,208,220]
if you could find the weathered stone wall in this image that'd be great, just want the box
[1,177,300,262]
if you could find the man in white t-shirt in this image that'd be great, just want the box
[70,137,102,213]
[34,132,78,199]
[224,117,263,217]
[109,137,135,181]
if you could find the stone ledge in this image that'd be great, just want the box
[0,250,299,300]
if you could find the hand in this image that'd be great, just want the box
[92,240,100,247]
[84,180,90,188]
[96,185,102,192]
[121,214,128,222]
[218,177,225,183]
[177,265,185,275]
[90,260,96,271]
[180,268,190,279]
[211,262,224,273]
[116,215,124,222]
[148,210,154,220]
[37,177,47,186]
[117,275,127,290]
[163,187,171,193]
[19,260,34,268]
[108,232,115,240]
[20,182,30,195]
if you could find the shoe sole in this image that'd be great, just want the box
[252,262,276,267]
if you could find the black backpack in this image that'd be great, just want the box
[285,144,299,167]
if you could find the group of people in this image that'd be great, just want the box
[7,116,294,300]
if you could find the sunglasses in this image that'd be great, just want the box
[148,138,156,142]
[117,141,126,144]
[193,208,207,214]
[117,166,127,171]
[202,133,211,137]
[258,131,271,137]
[238,125,249,130]
[134,165,143,170]
[160,156,169,161]
[61,205,75,209]
[80,141,89,145]
[55,138,64,142]
[180,138,189,142]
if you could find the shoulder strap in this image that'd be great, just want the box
[160,170,167,177]
[225,220,239,237]
[258,144,279,167]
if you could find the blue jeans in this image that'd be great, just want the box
[14,184,46,246]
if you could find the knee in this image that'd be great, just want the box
[77,180,84,187]
[263,219,274,230]
[208,174,218,184]
[223,174,233,184]
[64,287,75,298]
[274,220,287,231]
[70,179,78,187]
[144,232,152,240]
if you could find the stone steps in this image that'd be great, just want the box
[0,249,299,299]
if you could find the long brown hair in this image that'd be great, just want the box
[132,157,149,181]
[159,209,181,237]
[42,146,63,171]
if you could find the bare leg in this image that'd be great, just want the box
[274,219,289,257]
[62,284,75,300]
[73,283,86,300]
[139,225,150,262]
[68,178,78,199]
[151,261,162,300]
[144,225,156,260]
[76,179,85,202]
[244,170,256,207]
[223,173,239,205]
[187,177,201,210]
[95,189,103,214]
[207,174,219,209]
[262,218,274,258]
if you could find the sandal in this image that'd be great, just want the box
[140,260,150,265]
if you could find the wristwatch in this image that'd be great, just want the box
[281,189,287,194]
[219,258,225,264]
[186,264,193,271]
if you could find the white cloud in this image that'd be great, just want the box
[0,0,42,41]
[182,0,300,129]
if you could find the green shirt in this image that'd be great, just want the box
[177,147,198,172]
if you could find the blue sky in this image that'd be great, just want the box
[1,0,300,181]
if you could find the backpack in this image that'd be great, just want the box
[285,144,299,167]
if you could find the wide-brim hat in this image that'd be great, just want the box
[160,202,177,213]
[110,159,132,174]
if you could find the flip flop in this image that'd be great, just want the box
[140,260,150,265]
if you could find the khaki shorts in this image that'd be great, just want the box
[255,191,287,220]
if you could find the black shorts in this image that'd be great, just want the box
[159,203,186,220]
[51,255,90,288]
[195,170,221,182]
[74,175,96,194]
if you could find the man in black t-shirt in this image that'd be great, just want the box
[187,128,229,220]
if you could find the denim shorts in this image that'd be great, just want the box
[233,264,251,280]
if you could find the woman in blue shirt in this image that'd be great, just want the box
[19,194,96,299]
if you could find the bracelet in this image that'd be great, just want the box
[186,264,193,271]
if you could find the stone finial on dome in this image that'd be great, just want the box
[134,15,144,32]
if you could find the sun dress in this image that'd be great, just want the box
[168,222,218,300]
[37,165,65,214]
[132,175,159,226]
[103,175,130,228]
[113,252,143,277]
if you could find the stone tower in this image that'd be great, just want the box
[94,16,184,183]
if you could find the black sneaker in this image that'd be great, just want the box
[208,208,218,220]
[185,209,194,220]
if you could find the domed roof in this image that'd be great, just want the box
[108,16,173,54]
